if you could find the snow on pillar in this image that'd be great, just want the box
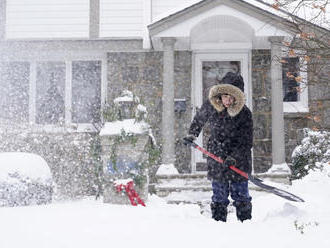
[157,37,179,175]
[268,36,291,175]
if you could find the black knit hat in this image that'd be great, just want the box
[221,72,244,92]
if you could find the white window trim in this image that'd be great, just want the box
[29,61,37,124]
[65,60,73,125]
[3,51,107,132]
[283,56,309,113]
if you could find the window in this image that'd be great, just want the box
[72,61,101,124]
[0,59,103,129]
[282,57,299,102]
[36,62,65,124]
[0,62,29,123]
[281,57,309,113]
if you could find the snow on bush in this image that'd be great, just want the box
[0,153,53,207]
[291,128,330,179]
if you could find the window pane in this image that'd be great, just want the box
[72,61,101,123]
[0,62,29,123]
[36,62,65,124]
[282,57,300,102]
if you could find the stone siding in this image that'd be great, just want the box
[174,51,192,173]
[308,59,330,130]
[252,50,273,172]
[283,59,330,162]
[252,50,330,172]
[107,51,163,181]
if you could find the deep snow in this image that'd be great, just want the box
[0,153,52,184]
[0,163,329,248]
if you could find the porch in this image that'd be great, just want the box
[148,0,296,189]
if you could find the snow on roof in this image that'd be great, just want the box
[99,119,150,136]
[0,152,52,183]
[152,0,202,23]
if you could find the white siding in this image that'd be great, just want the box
[100,0,143,37]
[6,0,89,39]
[151,0,201,22]
[5,0,202,39]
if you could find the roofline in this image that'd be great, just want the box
[148,0,329,37]
[148,0,216,36]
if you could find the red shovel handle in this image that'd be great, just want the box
[188,141,248,179]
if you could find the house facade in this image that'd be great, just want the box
[0,0,329,198]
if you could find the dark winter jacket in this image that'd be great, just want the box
[188,84,253,182]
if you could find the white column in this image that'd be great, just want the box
[268,36,291,175]
[156,37,179,175]
[142,0,152,49]
[89,0,100,39]
[101,58,107,111]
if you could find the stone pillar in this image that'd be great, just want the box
[89,0,99,38]
[158,37,178,174]
[0,0,6,40]
[101,133,150,204]
[100,91,150,204]
[268,36,291,175]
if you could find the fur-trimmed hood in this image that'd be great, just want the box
[209,84,245,117]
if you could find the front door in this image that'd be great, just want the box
[191,52,251,173]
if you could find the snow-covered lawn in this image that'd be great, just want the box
[1,164,330,248]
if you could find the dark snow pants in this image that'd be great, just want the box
[211,180,252,206]
[211,180,252,221]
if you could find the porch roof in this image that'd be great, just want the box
[147,0,329,50]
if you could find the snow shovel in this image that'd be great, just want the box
[184,139,304,202]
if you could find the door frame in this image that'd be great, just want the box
[191,50,252,173]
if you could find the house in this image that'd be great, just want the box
[0,0,329,199]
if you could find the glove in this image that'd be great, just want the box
[183,135,196,146]
[223,156,236,168]
[223,156,246,182]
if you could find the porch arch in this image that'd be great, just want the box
[190,15,255,46]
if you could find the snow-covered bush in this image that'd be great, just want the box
[291,128,330,179]
[0,153,53,207]
[0,129,101,197]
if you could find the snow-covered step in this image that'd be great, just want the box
[164,190,212,205]
[152,173,280,204]
[156,173,210,188]
[154,173,210,198]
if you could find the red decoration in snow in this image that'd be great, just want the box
[115,180,146,207]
